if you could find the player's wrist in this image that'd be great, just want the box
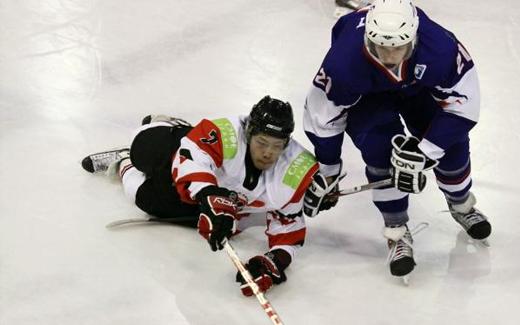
[318,161,342,178]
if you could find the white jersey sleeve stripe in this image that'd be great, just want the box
[270,245,300,261]
[303,85,360,138]
[432,66,480,122]
[418,137,446,160]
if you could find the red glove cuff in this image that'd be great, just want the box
[197,213,212,240]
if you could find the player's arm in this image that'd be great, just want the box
[303,67,356,177]
[305,16,364,177]
[236,152,317,296]
[236,208,306,297]
[419,41,480,160]
[303,65,359,215]
[303,53,363,215]
[390,41,478,194]
[171,118,227,202]
[172,119,241,251]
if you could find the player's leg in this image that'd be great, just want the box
[130,121,192,175]
[126,121,199,225]
[434,141,491,241]
[81,117,191,175]
[82,148,130,174]
[345,97,416,277]
[400,91,491,242]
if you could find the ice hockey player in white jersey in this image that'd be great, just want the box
[81,96,318,296]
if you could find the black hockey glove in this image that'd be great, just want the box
[196,186,240,251]
[303,172,343,217]
[390,135,438,193]
[236,249,290,297]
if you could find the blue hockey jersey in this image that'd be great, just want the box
[303,7,480,176]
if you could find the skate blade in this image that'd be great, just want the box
[478,239,490,247]
[467,236,490,247]
[402,275,410,286]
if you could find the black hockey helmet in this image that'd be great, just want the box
[246,96,294,143]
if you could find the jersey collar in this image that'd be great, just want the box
[362,45,409,84]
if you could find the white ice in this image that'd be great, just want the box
[1,0,519,324]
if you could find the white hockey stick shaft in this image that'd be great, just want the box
[105,216,196,228]
[223,241,284,325]
[335,178,392,197]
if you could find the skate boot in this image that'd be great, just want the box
[449,192,491,242]
[383,222,428,284]
[81,148,130,174]
[141,114,192,127]
[384,225,415,277]
[336,0,371,10]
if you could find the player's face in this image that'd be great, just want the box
[373,43,412,69]
[249,134,287,170]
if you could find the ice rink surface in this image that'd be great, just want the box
[1,0,520,324]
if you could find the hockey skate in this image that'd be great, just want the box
[449,193,491,246]
[334,0,371,18]
[141,114,192,127]
[81,148,130,174]
[384,222,428,285]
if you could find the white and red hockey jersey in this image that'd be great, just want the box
[171,116,318,258]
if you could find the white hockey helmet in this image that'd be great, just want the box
[365,0,419,48]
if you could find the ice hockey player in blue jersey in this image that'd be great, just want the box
[302,0,492,279]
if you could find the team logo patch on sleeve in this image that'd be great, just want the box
[283,151,317,189]
[211,118,238,159]
[414,64,427,80]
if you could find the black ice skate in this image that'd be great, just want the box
[336,0,371,10]
[385,226,415,275]
[81,148,130,174]
[449,193,491,245]
[384,223,428,285]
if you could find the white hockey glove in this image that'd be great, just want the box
[390,135,438,194]
[303,172,344,217]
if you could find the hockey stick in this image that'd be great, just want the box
[105,217,283,322]
[331,178,393,197]
[105,216,197,228]
[223,241,284,325]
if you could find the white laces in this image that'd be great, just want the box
[456,209,485,228]
[91,152,119,170]
[386,222,429,265]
